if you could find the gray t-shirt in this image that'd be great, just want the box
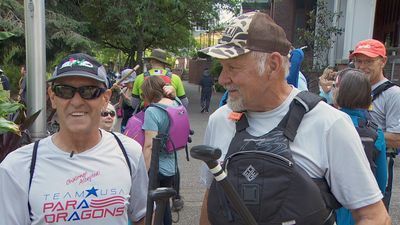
[371,79,400,133]
[143,102,178,176]
[0,131,148,225]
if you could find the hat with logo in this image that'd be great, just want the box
[350,39,386,59]
[48,53,109,87]
[144,49,170,66]
[120,68,137,84]
[200,11,291,59]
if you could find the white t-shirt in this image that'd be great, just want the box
[201,88,382,210]
[0,130,148,225]
[371,78,400,134]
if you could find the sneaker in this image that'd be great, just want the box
[172,197,184,212]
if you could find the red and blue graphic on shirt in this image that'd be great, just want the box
[42,186,127,223]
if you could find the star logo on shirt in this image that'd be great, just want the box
[85,186,98,198]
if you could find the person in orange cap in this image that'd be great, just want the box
[350,39,400,209]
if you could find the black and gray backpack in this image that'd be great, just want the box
[207,91,339,225]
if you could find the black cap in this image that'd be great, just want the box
[48,53,109,87]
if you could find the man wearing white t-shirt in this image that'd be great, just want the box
[198,11,390,225]
[0,53,148,225]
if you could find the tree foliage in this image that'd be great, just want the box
[1,0,240,71]
[81,0,240,67]
[296,0,343,70]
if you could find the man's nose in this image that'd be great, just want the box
[218,68,230,85]
[70,90,85,104]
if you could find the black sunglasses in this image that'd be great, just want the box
[52,84,106,100]
[101,111,116,117]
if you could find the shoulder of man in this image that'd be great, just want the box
[375,82,400,102]
[0,142,36,170]
[105,131,144,163]
[0,138,51,188]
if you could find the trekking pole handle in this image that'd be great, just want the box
[190,145,258,225]
[150,187,177,225]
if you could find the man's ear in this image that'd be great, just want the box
[268,53,282,72]
[381,56,387,67]
[48,86,57,109]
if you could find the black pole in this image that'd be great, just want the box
[145,135,165,225]
[190,145,258,225]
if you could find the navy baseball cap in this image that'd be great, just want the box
[48,53,109,87]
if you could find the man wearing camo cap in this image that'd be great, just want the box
[199,11,390,225]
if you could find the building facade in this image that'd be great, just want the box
[242,0,400,81]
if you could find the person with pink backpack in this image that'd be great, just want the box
[125,75,189,225]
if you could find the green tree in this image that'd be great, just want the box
[296,0,343,70]
[80,0,240,67]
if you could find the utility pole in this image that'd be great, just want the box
[24,0,47,140]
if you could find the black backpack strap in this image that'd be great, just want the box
[144,71,151,77]
[235,113,249,132]
[384,152,396,210]
[110,132,132,176]
[279,91,323,141]
[372,81,398,101]
[28,140,40,220]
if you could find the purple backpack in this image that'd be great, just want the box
[124,100,190,153]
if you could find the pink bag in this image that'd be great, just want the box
[124,110,145,146]
[124,101,190,153]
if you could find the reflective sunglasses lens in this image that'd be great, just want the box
[53,85,75,99]
[78,86,104,100]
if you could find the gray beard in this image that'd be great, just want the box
[227,96,245,112]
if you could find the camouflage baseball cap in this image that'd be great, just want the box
[200,11,291,59]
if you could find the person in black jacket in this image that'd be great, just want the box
[198,69,215,113]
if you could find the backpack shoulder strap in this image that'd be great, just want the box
[372,81,398,101]
[29,141,40,190]
[150,98,183,111]
[28,140,40,220]
[279,91,323,141]
[110,132,132,176]
[144,71,151,77]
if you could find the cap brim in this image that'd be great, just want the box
[47,71,107,86]
[350,50,381,59]
[200,43,250,59]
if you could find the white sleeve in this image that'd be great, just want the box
[325,117,383,209]
[0,166,31,225]
[127,153,149,222]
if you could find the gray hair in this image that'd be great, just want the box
[250,51,289,76]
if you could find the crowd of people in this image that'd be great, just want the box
[1,10,399,225]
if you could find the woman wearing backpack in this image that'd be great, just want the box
[333,68,387,225]
[141,75,182,225]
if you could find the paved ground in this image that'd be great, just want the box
[173,82,223,225]
[121,81,400,224]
